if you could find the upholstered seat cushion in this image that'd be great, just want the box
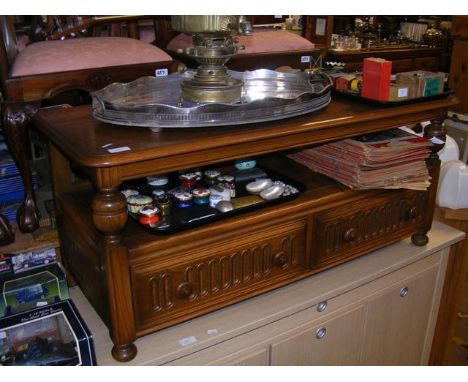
[167,29,315,55]
[11,37,173,77]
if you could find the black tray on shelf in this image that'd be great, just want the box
[124,166,305,234]
[332,88,454,107]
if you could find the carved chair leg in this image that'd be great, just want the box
[3,103,41,233]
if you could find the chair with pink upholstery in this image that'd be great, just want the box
[166,27,321,71]
[0,15,178,233]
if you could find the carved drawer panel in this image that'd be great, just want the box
[131,219,308,332]
[312,190,428,267]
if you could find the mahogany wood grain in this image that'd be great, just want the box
[31,96,457,362]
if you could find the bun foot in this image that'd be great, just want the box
[411,233,429,246]
[112,343,137,362]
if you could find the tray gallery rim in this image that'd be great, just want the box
[91,69,332,129]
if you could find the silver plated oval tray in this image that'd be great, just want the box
[91,69,332,130]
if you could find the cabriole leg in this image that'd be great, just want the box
[3,103,41,232]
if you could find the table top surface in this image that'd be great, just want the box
[32,96,458,169]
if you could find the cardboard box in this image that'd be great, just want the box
[361,58,392,101]
[389,83,410,102]
[396,70,445,98]
[0,299,96,365]
[7,247,57,275]
[0,263,69,318]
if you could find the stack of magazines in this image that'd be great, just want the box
[288,128,432,190]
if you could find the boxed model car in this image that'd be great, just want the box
[0,299,96,365]
[0,263,69,317]
[7,247,57,274]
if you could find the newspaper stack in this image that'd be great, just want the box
[288,128,432,190]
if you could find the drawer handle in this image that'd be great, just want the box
[400,287,409,298]
[176,282,194,300]
[407,206,419,219]
[273,251,288,268]
[316,327,327,340]
[317,301,328,312]
[343,228,357,242]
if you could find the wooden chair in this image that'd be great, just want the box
[166,26,322,72]
[0,15,179,233]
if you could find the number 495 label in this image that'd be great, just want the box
[155,68,168,77]
[301,56,311,63]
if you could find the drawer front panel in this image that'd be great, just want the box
[132,219,308,332]
[312,190,428,266]
[391,59,414,73]
[414,57,439,71]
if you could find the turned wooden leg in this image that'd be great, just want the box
[412,119,446,246]
[3,103,41,233]
[92,186,137,362]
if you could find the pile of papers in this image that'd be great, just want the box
[288,128,432,190]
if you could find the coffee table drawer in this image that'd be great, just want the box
[312,190,428,266]
[131,218,308,333]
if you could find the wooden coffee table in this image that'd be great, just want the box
[32,96,457,362]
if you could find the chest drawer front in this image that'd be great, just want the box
[414,57,439,72]
[312,190,428,266]
[391,59,414,73]
[131,218,308,332]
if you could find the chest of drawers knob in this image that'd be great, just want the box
[177,281,194,300]
[317,301,328,312]
[315,327,327,340]
[344,228,357,242]
[400,287,409,298]
[274,251,288,268]
[407,206,419,219]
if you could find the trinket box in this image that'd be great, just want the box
[126,194,153,214]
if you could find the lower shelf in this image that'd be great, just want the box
[58,155,438,352]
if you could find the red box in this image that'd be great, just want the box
[361,58,392,101]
